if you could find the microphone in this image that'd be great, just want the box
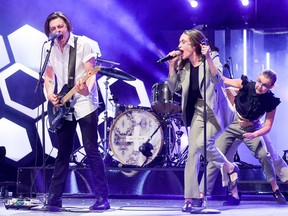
[157,50,181,63]
[223,57,233,78]
[201,38,209,46]
[45,32,61,43]
[223,57,230,68]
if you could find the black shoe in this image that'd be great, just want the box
[227,163,240,191]
[44,194,62,212]
[273,189,286,205]
[223,195,240,206]
[89,197,110,210]
[192,198,203,207]
[182,201,192,212]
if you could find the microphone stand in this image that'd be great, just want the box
[34,39,55,205]
[191,46,220,214]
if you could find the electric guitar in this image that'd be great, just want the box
[47,66,101,132]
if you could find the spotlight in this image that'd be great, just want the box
[188,0,198,8]
[139,142,153,158]
[241,0,249,6]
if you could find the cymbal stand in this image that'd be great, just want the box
[172,117,184,161]
[159,114,175,167]
[101,76,111,160]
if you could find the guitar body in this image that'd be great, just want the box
[46,66,101,132]
[47,84,71,132]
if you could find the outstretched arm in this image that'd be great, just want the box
[243,109,276,140]
[223,76,243,89]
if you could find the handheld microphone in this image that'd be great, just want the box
[157,50,181,63]
[223,57,233,78]
[45,32,61,43]
[201,38,209,46]
[223,57,231,68]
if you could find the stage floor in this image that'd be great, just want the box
[1,196,288,216]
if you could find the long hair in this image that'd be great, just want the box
[178,29,207,69]
[44,11,72,37]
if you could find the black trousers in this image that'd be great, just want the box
[49,110,109,198]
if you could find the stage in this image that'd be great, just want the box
[0,165,285,215]
[1,196,288,215]
[15,164,288,198]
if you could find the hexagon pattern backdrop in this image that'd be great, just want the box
[1,0,288,170]
[0,24,153,167]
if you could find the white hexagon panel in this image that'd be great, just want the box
[0,35,10,69]
[8,24,47,71]
[97,75,151,119]
[0,118,32,162]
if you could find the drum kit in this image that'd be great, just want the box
[108,80,185,168]
[72,61,187,168]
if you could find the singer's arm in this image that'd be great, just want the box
[222,76,242,89]
[202,44,217,76]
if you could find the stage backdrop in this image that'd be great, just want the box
[0,0,288,173]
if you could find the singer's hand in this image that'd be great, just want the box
[201,44,210,57]
[167,51,180,77]
[243,132,257,140]
[168,51,179,64]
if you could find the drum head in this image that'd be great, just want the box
[109,109,163,167]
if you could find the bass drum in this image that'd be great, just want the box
[109,109,166,167]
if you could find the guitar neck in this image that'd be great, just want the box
[60,66,101,104]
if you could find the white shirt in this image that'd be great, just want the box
[45,33,98,120]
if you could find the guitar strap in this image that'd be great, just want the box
[67,36,78,92]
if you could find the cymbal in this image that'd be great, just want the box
[98,67,136,81]
[97,57,120,66]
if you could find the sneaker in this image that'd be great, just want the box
[89,197,110,210]
[44,194,62,212]
[273,189,286,205]
[223,195,240,206]
[182,201,192,212]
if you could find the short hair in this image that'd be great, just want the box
[260,69,277,86]
[44,11,72,37]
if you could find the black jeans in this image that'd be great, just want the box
[49,110,109,198]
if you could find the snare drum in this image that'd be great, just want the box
[109,109,165,167]
[151,82,181,115]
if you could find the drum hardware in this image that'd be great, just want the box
[162,122,173,167]
[98,66,137,81]
[139,124,161,167]
[96,66,137,162]
[169,116,184,165]
[150,81,182,166]
[100,77,111,159]
[283,150,288,165]
[171,130,184,163]
[174,145,188,168]
[97,57,120,67]
[144,115,175,168]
